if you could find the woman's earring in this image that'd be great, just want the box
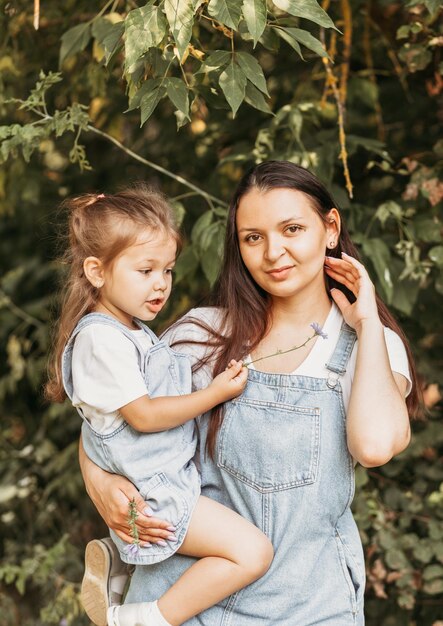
[328,241,335,249]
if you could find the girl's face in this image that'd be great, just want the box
[94,228,177,328]
[236,187,339,304]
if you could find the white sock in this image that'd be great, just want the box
[107,602,152,626]
[151,601,173,626]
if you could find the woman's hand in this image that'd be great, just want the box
[324,253,380,332]
[79,440,176,545]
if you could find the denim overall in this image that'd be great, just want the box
[126,322,366,625]
[62,313,200,565]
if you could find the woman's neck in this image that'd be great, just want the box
[269,290,332,330]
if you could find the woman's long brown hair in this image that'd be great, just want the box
[171,161,422,458]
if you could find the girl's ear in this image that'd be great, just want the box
[325,208,341,248]
[83,257,105,288]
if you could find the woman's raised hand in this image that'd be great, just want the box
[324,253,380,331]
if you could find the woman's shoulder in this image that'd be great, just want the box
[162,306,225,342]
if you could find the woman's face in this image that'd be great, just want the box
[236,187,340,303]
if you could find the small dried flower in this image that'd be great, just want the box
[124,542,140,557]
[244,321,328,368]
[125,498,140,556]
[310,322,328,340]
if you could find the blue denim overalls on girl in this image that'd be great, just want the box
[62,313,200,565]
[126,319,366,625]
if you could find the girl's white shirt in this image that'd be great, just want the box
[71,325,152,434]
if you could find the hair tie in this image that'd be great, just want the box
[96,193,105,199]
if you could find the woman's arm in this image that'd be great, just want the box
[119,360,247,432]
[79,438,176,544]
[324,253,411,467]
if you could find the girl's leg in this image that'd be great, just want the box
[109,496,273,626]
[158,495,273,626]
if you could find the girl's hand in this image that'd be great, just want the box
[210,360,248,402]
[324,253,380,332]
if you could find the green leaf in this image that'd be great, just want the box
[174,246,199,283]
[100,22,125,65]
[276,27,329,59]
[170,200,186,227]
[429,245,443,266]
[244,81,272,113]
[235,52,269,95]
[201,234,223,284]
[423,564,443,581]
[164,0,200,62]
[385,548,410,570]
[423,0,442,16]
[197,50,232,74]
[219,62,247,116]
[272,0,335,30]
[208,0,242,30]
[242,0,267,47]
[391,279,420,316]
[362,238,394,302]
[138,79,166,125]
[274,27,303,58]
[192,210,214,244]
[124,3,167,73]
[165,78,190,119]
[59,23,92,66]
[423,578,443,595]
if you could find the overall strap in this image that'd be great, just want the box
[324,322,357,389]
[67,313,149,374]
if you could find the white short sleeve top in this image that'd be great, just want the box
[71,324,152,434]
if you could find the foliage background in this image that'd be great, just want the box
[0,0,442,624]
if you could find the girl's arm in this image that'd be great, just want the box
[119,360,247,432]
[324,254,411,468]
[79,437,176,544]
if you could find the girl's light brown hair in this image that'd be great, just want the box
[45,183,181,403]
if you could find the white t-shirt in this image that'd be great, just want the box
[165,305,412,413]
[71,324,152,434]
[247,302,412,410]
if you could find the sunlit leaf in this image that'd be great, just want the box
[272,0,335,29]
[165,0,201,62]
[208,0,242,30]
[219,62,247,116]
[242,0,267,47]
[124,3,167,73]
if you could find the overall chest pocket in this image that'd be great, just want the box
[217,398,320,493]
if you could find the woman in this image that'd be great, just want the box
[80,161,417,625]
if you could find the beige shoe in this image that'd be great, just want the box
[81,538,129,626]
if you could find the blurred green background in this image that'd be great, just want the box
[0,1,442,624]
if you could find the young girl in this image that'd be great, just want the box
[46,185,274,626]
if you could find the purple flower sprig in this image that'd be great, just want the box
[243,322,328,368]
[124,498,140,557]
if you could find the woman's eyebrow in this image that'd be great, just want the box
[237,216,305,233]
